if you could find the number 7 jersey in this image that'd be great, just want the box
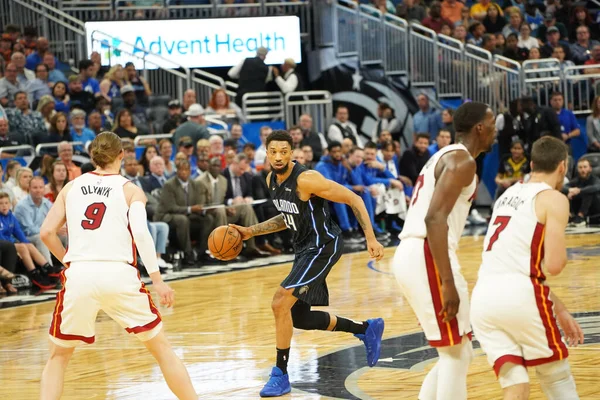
[63,172,136,265]
[399,144,477,252]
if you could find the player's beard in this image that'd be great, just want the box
[272,163,290,175]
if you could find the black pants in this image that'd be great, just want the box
[571,194,600,221]
[0,240,17,282]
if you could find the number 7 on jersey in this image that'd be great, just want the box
[486,216,511,251]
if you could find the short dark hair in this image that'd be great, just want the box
[14,90,27,100]
[78,59,94,71]
[578,158,591,167]
[125,62,135,68]
[0,192,9,200]
[266,130,293,148]
[381,140,394,151]
[530,136,568,173]
[551,91,564,100]
[415,132,430,141]
[243,143,256,151]
[328,141,342,151]
[223,139,237,149]
[289,125,302,132]
[364,141,377,150]
[453,102,490,135]
[349,146,363,154]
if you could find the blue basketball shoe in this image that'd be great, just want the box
[355,318,385,367]
[260,366,291,397]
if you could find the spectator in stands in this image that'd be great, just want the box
[570,26,600,65]
[47,112,72,144]
[495,33,506,52]
[228,47,272,107]
[43,161,68,203]
[0,240,17,294]
[196,138,210,156]
[7,91,47,145]
[113,109,139,139]
[172,104,209,150]
[68,75,95,114]
[162,100,184,133]
[145,156,168,192]
[518,22,538,50]
[273,58,303,94]
[0,63,23,107]
[521,96,562,147]
[441,0,464,24]
[25,37,50,71]
[396,0,426,22]
[372,102,400,142]
[563,158,600,227]
[550,92,580,144]
[28,63,52,102]
[0,35,11,63]
[229,123,249,153]
[35,95,54,129]
[341,137,354,157]
[289,125,304,149]
[428,129,453,155]
[299,113,326,161]
[400,133,431,184]
[569,7,600,43]
[468,22,486,46]
[502,9,523,38]
[494,139,529,200]
[69,109,96,147]
[88,111,106,136]
[537,12,568,42]
[141,145,159,176]
[0,117,22,149]
[587,96,600,152]
[4,160,20,190]
[43,53,67,85]
[481,33,501,54]
[14,176,59,264]
[0,163,14,205]
[0,192,55,289]
[100,64,128,101]
[118,84,149,134]
[379,140,401,178]
[301,144,316,169]
[253,125,272,170]
[452,25,467,43]
[422,2,453,33]
[158,138,176,178]
[328,105,363,146]
[205,88,245,124]
[483,4,506,34]
[291,148,305,167]
[551,45,576,77]
[503,33,529,61]
[19,27,37,56]
[155,159,215,265]
[11,52,34,84]
[90,51,109,80]
[194,153,210,178]
[413,94,443,140]
[182,89,197,113]
[37,155,53,184]
[124,62,151,107]
[57,141,81,180]
[583,45,600,77]
[441,108,455,140]
[78,59,101,96]
[470,0,503,21]
[51,81,70,114]
[12,167,32,204]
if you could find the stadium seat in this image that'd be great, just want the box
[148,95,172,108]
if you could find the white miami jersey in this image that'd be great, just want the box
[63,172,136,265]
[400,144,477,251]
[479,182,552,281]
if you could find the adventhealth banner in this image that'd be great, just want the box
[85,16,302,69]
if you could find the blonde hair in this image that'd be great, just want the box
[104,64,126,83]
[90,131,123,168]
[16,167,33,189]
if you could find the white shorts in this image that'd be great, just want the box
[49,261,162,347]
[393,237,471,347]
[471,275,569,376]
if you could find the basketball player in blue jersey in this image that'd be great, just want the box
[230,130,386,397]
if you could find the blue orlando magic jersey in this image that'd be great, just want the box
[269,162,342,252]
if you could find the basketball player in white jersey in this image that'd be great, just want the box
[471,136,584,399]
[393,102,496,399]
[38,132,198,400]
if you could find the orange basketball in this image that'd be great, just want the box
[208,225,243,261]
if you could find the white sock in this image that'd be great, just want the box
[435,336,473,400]
[418,362,439,400]
[536,360,579,400]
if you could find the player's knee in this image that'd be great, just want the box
[536,360,572,385]
[498,363,529,389]
[271,289,292,316]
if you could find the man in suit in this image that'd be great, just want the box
[155,159,216,265]
[199,156,265,258]
[146,156,168,192]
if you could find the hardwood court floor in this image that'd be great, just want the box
[1,233,600,399]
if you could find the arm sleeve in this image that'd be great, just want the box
[14,204,36,236]
[129,201,159,275]
[11,215,29,243]
[586,117,597,144]
[228,60,243,79]
[275,74,298,94]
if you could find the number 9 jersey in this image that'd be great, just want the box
[63,172,136,265]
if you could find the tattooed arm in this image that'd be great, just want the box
[297,170,384,261]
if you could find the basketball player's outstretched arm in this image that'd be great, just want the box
[40,182,72,264]
[425,151,476,323]
[297,170,384,261]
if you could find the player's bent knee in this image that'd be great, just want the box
[498,363,529,389]
[536,360,571,383]
[136,322,163,342]
[536,360,578,400]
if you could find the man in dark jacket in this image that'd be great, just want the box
[228,47,272,107]
[520,96,562,150]
[399,133,432,185]
[562,158,600,226]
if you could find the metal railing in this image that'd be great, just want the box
[522,58,561,109]
[56,0,114,22]
[563,64,600,115]
[284,91,333,136]
[35,141,84,156]
[383,14,409,76]
[492,55,522,113]
[0,145,36,158]
[437,34,464,98]
[334,0,359,57]
[409,24,438,88]
[133,134,172,146]
[242,92,285,122]
[358,5,383,66]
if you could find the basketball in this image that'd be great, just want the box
[208,225,243,261]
